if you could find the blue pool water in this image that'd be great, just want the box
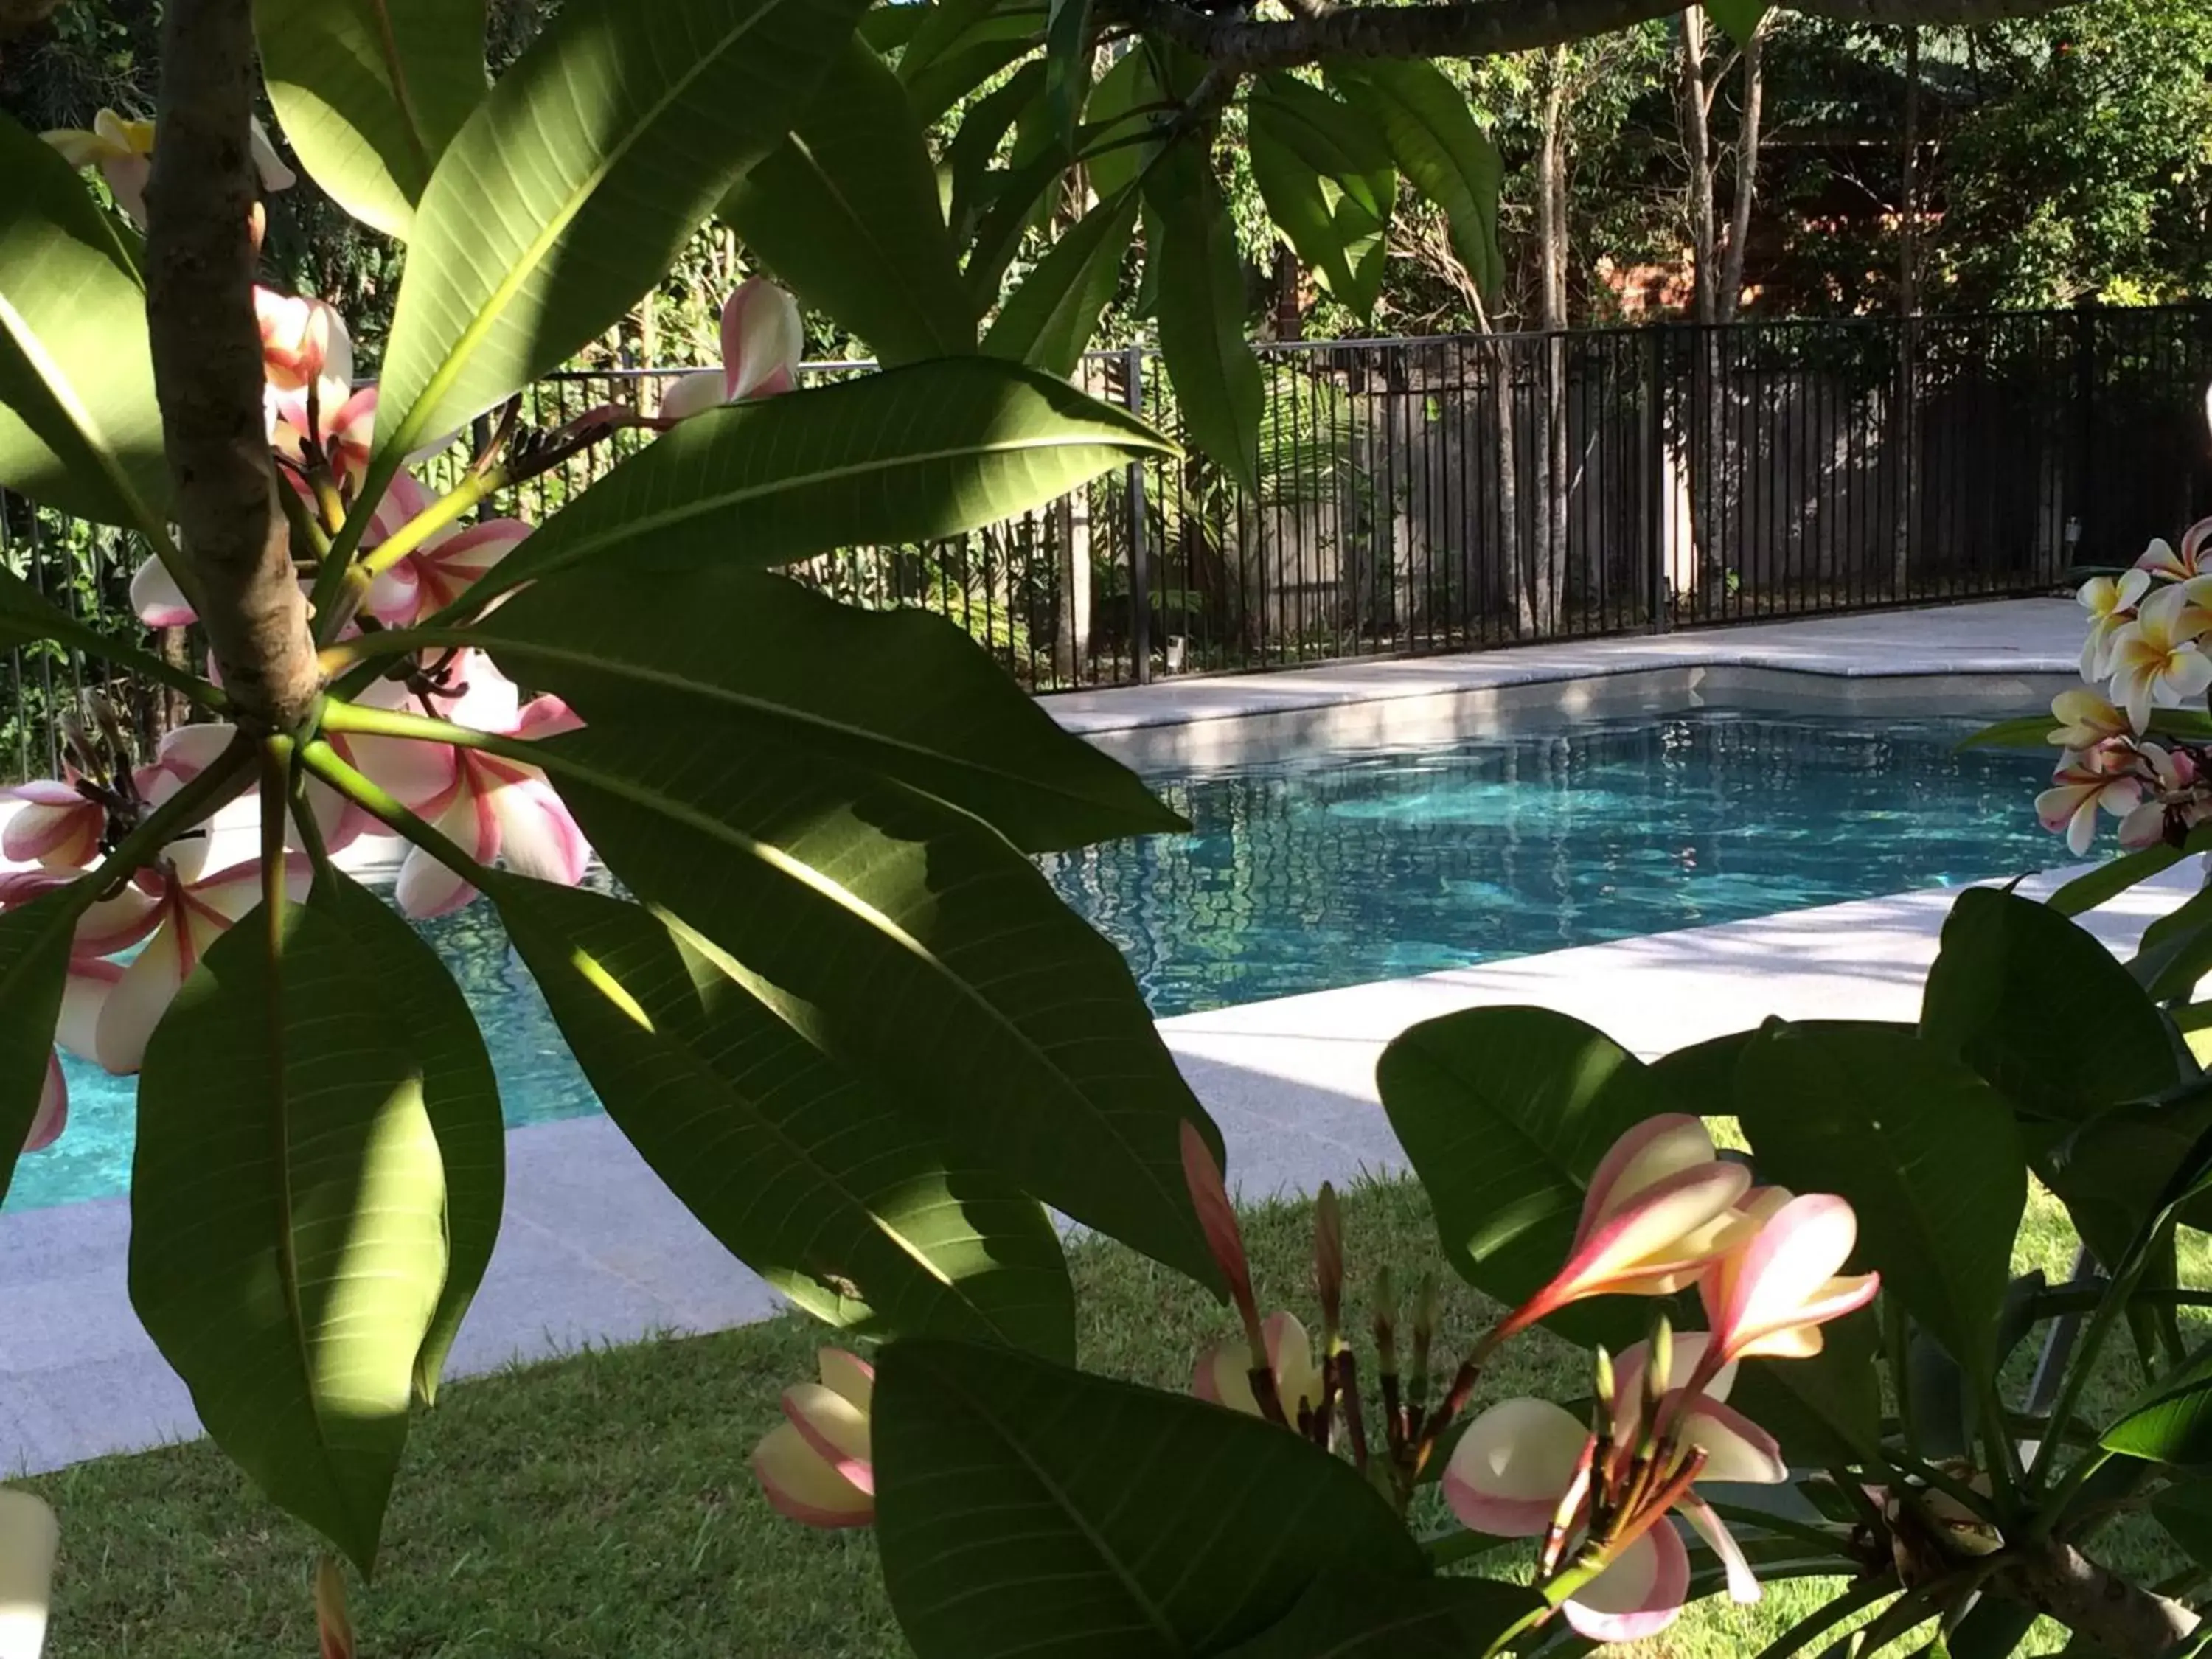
[7,710,2060,1213]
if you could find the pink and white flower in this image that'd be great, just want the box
[751,1349,875,1528]
[2106,583,2212,735]
[2135,516,2212,583]
[2078,569,2152,681]
[1496,1115,1752,1340]
[2048,688,2131,752]
[2037,745,2148,856]
[1697,1189,1879,1367]
[658,279,804,420]
[361,473,532,628]
[1194,1310,1324,1422]
[0,1486,58,1658]
[390,661,591,919]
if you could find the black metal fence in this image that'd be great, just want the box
[7,302,2212,779]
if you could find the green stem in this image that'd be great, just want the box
[306,437,411,647]
[2028,1447,2115,1547]
[1979,1373,2023,1514]
[355,468,506,587]
[1885,1295,1921,1467]
[2031,1257,2153,1494]
[296,739,494,885]
[1481,1554,1608,1658]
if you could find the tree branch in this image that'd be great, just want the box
[145,0,321,732]
[1112,0,2085,70]
[1992,1540,2201,1654]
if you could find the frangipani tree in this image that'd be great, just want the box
[0,0,2163,1653]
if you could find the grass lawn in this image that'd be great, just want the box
[23,1176,2204,1658]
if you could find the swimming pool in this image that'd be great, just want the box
[7,709,2059,1212]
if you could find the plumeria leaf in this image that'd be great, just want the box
[894,0,1004,94]
[0,564,209,693]
[464,563,1181,854]
[2131,882,2212,1004]
[901,7,1041,124]
[129,894,447,1573]
[1736,1020,2025,1382]
[2032,1098,2212,1266]
[1248,75,1395,322]
[2102,1338,2212,1465]
[1705,0,1770,44]
[1326,60,1501,302]
[966,145,1074,313]
[0,111,170,534]
[317,870,502,1404]
[1210,1572,1540,1658]
[1921,886,2177,1121]
[1082,46,1169,203]
[874,1340,1427,1659]
[720,40,977,364]
[490,877,1076,1359]
[1146,138,1264,495]
[455,358,1172,604]
[946,61,1044,246]
[374,0,871,454]
[2153,1474,2212,1569]
[1375,1005,1678,1346]
[2045,830,2207,917]
[527,720,1223,1287]
[0,885,83,1206]
[1954,715,2051,751]
[982,187,1139,378]
[255,0,487,238]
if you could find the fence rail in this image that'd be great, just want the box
[7,302,2212,780]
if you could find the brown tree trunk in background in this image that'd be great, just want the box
[1273,243,1304,341]
[145,0,320,732]
[1893,21,1921,597]
[1534,46,1571,635]
[1677,7,1717,325]
[1716,21,1765,323]
[1675,9,1728,606]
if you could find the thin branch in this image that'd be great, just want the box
[1107,0,2087,70]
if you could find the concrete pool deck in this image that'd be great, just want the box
[0,596,2121,1475]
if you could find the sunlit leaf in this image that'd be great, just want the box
[0,886,82,1207]
[1329,60,1501,302]
[1145,138,1263,494]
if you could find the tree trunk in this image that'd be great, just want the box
[1892,21,1921,598]
[1532,46,1571,634]
[1716,21,1765,324]
[1677,7,1717,326]
[145,0,321,732]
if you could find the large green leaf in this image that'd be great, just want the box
[1248,74,1394,321]
[1736,1021,2025,1381]
[2154,1474,2212,1568]
[254,0,487,238]
[465,563,1180,853]
[493,877,1074,1357]
[0,112,170,534]
[530,720,1221,1285]
[1375,1005,1677,1344]
[1921,886,2177,1121]
[720,40,976,364]
[1705,0,1770,44]
[319,869,501,1404]
[1329,61,1501,302]
[945,61,1046,246]
[902,10,1041,124]
[894,0,1003,91]
[374,0,870,455]
[964,145,1071,313]
[1145,139,1263,495]
[456,358,1171,605]
[1082,46,1166,203]
[2132,881,2212,1004]
[128,895,446,1573]
[1727,1307,1884,1467]
[2104,1340,2212,1465]
[2034,1098,2212,1265]
[1213,1573,1539,1658]
[874,1340,1428,1659]
[0,885,84,1207]
[983,188,1138,378]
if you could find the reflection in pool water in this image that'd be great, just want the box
[8,710,2058,1213]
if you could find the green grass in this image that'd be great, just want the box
[22,1177,2204,1657]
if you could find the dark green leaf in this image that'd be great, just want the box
[1649,1024,1764,1116]
[721,40,976,364]
[2034,1099,2212,1265]
[129,896,447,1572]
[1212,1572,1540,1658]
[2046,835,2197,917]
[375,0,872,453]
[532,720,1221,1286]
[1043,0,1091,147]
[1083,46,1165,203]
[2154,1474,2212,1569]
[1940,1599,2037,1659]
[904,10,1042,125]
[0,564,208,689]
[1375,1005,1675,1345]
[1907,1321,1974,1461]
[1327,60,1501,302]
[964,145,1071,310]
[984,188,1139,378]
[0,111,171,533]
[459,358,1171,605]
[1736,1021,2025,1381]
[2135,882,2212,1004]
[947,62,1046,246]
[1705,0,1770,44]
[1145,139,1263,494]
[2104,1339,2212,1465]
[874,1340,1427,1659]
[0,885,83,1207]
[493,878,1074,1357]
[1248,74,1394,321]
[318,869,502,1404]
[255,0,487,237]
[895,0,1004,92]
[467,563,1178,853]
[1954,714,2052,751]
[1728,1307,1883,1467]
[1921,886,2177,1121]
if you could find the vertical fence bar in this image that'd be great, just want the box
[1645,324,1668,633]
[1124,342,1152,686]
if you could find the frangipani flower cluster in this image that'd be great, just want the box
[41,107,293,229]
[747,1115,1878,1649]
[2042,518,2212,854]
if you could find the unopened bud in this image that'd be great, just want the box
[1314,1182,1344,1340]
[1372,1264,1397,1374]
[316,1554,354,1659]
[1593,1345,1616,1419]
[1645,1314,1674,1411]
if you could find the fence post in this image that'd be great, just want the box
[1124,341,1152,686]
[1644,324,1669,634]
[2070,295,2099,570]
